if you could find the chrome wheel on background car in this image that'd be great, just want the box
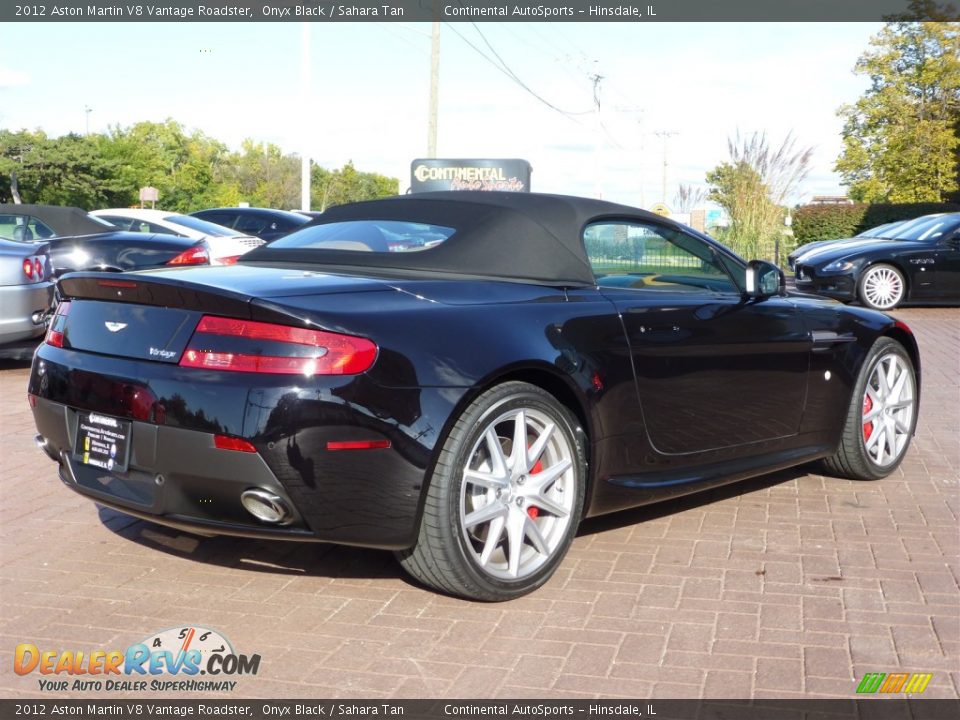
[859,264,905,310]
[398,382,586,601]
[820,337,917,480]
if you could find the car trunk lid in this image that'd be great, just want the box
[54,268,393,364]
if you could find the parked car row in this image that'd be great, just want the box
[789,212,960,310]
[90,208,266,265]
[0,204,313,351]
[3,202,958,354]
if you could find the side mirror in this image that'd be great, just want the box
[745,260,785,299]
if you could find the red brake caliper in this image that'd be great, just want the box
[862,394,873,442]
[527,447,543,519]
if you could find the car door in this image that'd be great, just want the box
[585,220,811,456]
[933,227,960,298]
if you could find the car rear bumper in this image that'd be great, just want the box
[0,282,54,346]
[29,346,443,550]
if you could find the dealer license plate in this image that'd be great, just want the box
[74,412,132,473]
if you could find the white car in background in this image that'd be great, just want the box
[90,208,264,265]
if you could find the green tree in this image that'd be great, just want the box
[312,161,398,210]
[0,129,127,207]
[0,120,399,213]
[835,3,960,202]
[706,131,812,261]
[100,119,233,211]
[219,140,302,210]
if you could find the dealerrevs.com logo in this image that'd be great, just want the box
[856,672,933,694]
[14,626,261,693]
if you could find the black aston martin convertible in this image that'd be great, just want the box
[29,192,920,601]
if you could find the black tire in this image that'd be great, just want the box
[820,337,917,480]
[397,382,586,601]
[858,264,906,311]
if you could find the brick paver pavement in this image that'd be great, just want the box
[1,308,957,700]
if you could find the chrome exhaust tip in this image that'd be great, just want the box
[34,435,59,463]
[240,489,292,525]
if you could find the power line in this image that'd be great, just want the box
[444,23,592,120]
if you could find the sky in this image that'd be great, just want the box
[0,21,882,209]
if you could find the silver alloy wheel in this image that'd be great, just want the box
[861,265,904,310]
[458,407,576,581]
[861,352,916,467]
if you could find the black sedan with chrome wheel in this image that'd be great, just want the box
[793,212,960,310]
[29,192,921,601]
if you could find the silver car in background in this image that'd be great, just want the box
[0,227,54,351]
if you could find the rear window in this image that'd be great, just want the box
[164,214,235,236]
[267,220,455,253]
[0,214,57,242]
[895,215,960,241]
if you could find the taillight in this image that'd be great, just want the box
[167,246,209,266]
[327,440,392,451]
[22,258,34,280]
[34,258,43,279]
[214,435,257,453]
[218,255,241,266]
[179,316,377,376]
[45,301,71,348]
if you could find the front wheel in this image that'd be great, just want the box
[820,337,917,480]
[858,264,906,311]
[397,382,586,601]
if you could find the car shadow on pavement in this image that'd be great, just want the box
[96,505,402,581]
[577,465,809,537]
[0,355,35,369]
[95,465,811,585]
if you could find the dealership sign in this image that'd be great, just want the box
[410,159,532,193]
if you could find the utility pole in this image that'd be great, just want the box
[427,20,440,158]
[638,118,646,208]
[591,69,604,199]
[616,105,645,208]
[300,22,311,211]
[655,130,677,204]
[84,106,92,136]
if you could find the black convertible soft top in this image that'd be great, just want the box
[244,192,675,286]
[0,204,114,237]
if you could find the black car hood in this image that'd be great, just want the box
[796,237,916,266]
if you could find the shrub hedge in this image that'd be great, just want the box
[792,202,960,243]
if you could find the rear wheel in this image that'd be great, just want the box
[397,382,586,601]
[858,264,905,311]
[820,337,917,480]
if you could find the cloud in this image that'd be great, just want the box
[0,66,30,88]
